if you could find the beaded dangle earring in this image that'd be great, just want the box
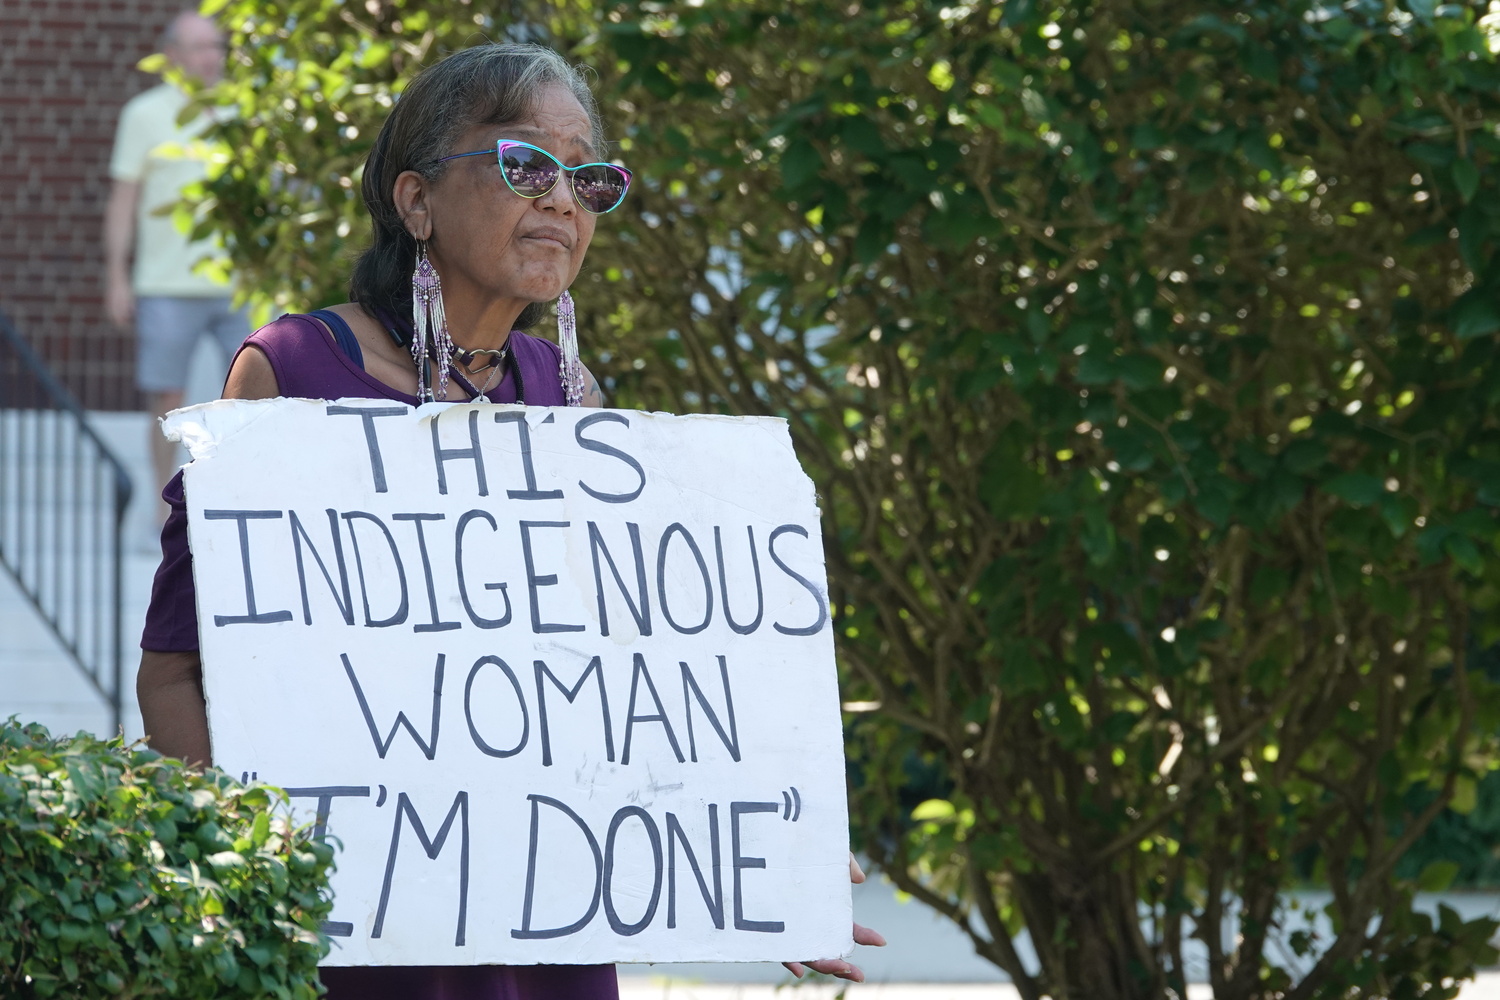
[411,240,456,400]
[557,289,585,406]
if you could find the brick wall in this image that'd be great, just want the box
[0,0,186,410]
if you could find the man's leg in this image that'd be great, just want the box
[147,388,184,507]
[135,297,209,521]
[208,296,252,387]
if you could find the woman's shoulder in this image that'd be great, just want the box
[510,328,562,361]
[246,312,328,351]
[239,310,377,399]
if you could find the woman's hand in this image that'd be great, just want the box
[782,854,888,982]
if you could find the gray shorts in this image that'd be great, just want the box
[135,295,250,393]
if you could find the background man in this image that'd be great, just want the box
[104,9,244,512]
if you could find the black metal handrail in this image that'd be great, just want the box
[0,309,133,735]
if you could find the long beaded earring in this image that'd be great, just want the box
[411,240,456,400]
[557,289,585,406]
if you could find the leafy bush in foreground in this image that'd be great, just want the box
[0,721,331,998]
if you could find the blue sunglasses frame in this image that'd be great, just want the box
[436,140,633,215]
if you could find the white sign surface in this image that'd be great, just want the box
[167,398,851,967]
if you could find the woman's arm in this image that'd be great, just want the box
[137,344,280,767]
[222,343,280,400]
[137,650,210,766]
[582,364,605,408]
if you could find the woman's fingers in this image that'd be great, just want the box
[784,868,883,982]
[800,958,865,982]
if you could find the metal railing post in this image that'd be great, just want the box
[0,308,135,735]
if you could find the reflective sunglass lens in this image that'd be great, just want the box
[497,143,628,213]
[572,166,628,213]
[499,146,559,197]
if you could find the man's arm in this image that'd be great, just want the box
[104,179,140,329]
[137,649,211,767]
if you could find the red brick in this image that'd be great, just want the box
[0,0,179,409]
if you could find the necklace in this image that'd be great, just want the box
[443,341,526,404]
[454,345,507,374]
[456,362,502,403]
[408,331,527,405]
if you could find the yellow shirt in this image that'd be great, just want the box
[108,83,228,297]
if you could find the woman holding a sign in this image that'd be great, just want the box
[138,41,880,998]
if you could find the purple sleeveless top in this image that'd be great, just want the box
[140,313,618,1000]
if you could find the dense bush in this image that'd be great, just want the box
[0,721,332,998]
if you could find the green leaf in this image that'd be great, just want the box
[1452,291,1500,340]
[999,0,1038,28]
[357,42,391,70]
[854,217,887,263]
[840,115,884,156]
[911,799,956,821]
[1323,473,1384,505]
[1453,158,1480,203]
[1445,534,1484,573]
[1418,859,1461,891]
[1459,205,1488,271]
[780,139,822,190]
[250,809,271,848]
[1452,775,1479,814]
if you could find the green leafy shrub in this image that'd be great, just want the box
[0,721,332,998]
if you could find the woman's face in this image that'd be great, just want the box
[420,85,599,315]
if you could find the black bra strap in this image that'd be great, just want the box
[308,309,365,370]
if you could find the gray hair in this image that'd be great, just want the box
[158,9,204,49]
[350,43,607,331]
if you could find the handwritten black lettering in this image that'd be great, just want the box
[768,524,829,636]
[454,510,512,629]
[714,525,764,635]
[326,404,405,493]
[603,806,664,936]
[393,513,461,633]
[431,408,489,497]
[342,652,444,760]
[495,411,563,500]
[730,801,784,933]
[622,653,685,765]
[289,509,355,626]
[520,520,585,633]
[512,795,603,939]
[588,521,651,637]
[205,509,294,626]
[575,412,646,503]
[342,511,410,627]
[283,785,370,844]
[373,790,470,947]
[284,784,370,938]
[681,656,741,763]
[667,805,724,930]
[534,656,615,766]
[463,655,528,758]
[657,523,713,635]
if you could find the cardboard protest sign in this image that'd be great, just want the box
[164,398,851,967]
